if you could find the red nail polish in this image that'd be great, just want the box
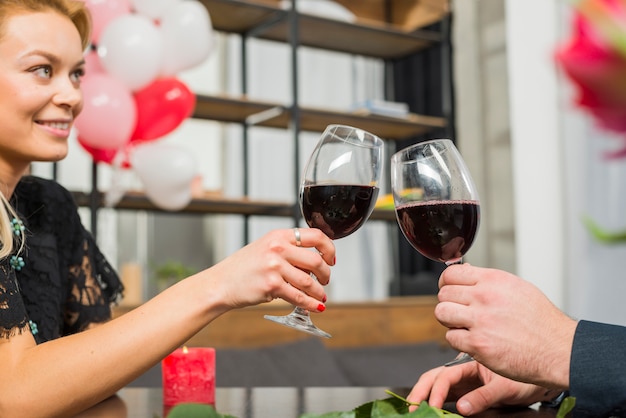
[333,256,336,265]
[317,303,326,312]
[322,294,327,303]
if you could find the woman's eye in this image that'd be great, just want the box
[31,65,52,78]
[71,68,85,83]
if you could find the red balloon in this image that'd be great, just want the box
[131,78,196,143]
[77,136,132,168]
[78,136,118,164]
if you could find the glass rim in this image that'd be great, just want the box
[391,138,454,162]
[324,124,384,148]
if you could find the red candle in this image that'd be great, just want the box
[162,346,216,412]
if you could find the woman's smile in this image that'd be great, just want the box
[35,118,73,138]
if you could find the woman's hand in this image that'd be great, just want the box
[434,264,577,388]
[407,363,556,415]
[205,228,335,312]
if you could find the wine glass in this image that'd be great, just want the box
[264,124,384,338]
[391,139,480,366]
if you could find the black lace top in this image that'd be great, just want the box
[0,176,123,344]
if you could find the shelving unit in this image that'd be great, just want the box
[71,190,398,221]
[192,95,446,139]
[199,0,443,58]
[77,0,452,241]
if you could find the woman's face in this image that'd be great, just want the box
[0,10,85,172]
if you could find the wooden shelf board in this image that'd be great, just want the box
[283,106,446,140]
[73,191,293,216]
[198,0,286,34]
[193,95,446,140]
[260,14,440,59]
[199,0,443,59]
[72,191,397,221]
[192,95,279,124]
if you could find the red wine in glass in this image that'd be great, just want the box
[301,184,379,240]
[395,200,480,265]
[265,124,384,338]
[391,139,480,365]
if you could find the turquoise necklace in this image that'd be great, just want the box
[9,217,36,335]
[9,217,24,271]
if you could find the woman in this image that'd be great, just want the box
[0,1,335,416]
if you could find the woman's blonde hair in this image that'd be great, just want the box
[0,195,23,259]
[0,0,92,258]
[0,0,92,50]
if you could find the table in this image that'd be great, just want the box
[93,387,559,418]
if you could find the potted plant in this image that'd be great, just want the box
[153,261,196,293]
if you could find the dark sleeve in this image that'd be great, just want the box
[64,229,124,334]
[570,320,626,417]
[53,183,124,335]
[0,262,30,339]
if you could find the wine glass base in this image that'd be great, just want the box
[264,313,332,339]
[444,352,475,367]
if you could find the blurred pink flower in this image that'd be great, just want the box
[556,0,626,243]
[555,0,626,158]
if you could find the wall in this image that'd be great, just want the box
[455,0,572,311]
[452,0,516,273]
[506,0,567,308]
[504,0,626,324]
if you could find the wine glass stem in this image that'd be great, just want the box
[293,306,309,316]
[444,352,475,367]
[443,257,476,366]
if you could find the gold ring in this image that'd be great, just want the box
[294,227,302,247]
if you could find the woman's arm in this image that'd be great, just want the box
[0,228,334,417]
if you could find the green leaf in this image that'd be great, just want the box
[418,401,453,417]
[583,215,626,244]
[384,390,419,407]
[369,397,409,417]
[300,412,355,418]
[299,392,464,418]
[383,391,463,417]
[166,403,237,418]
[556,396,576,418]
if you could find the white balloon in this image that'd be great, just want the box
[130,0,180,20]
[159,1,214,76]
[131,143,197,211]
[145,186,193,212]
[98,14,162,91]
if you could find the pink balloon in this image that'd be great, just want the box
[75,73,137,150]
[82,0,132,44]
